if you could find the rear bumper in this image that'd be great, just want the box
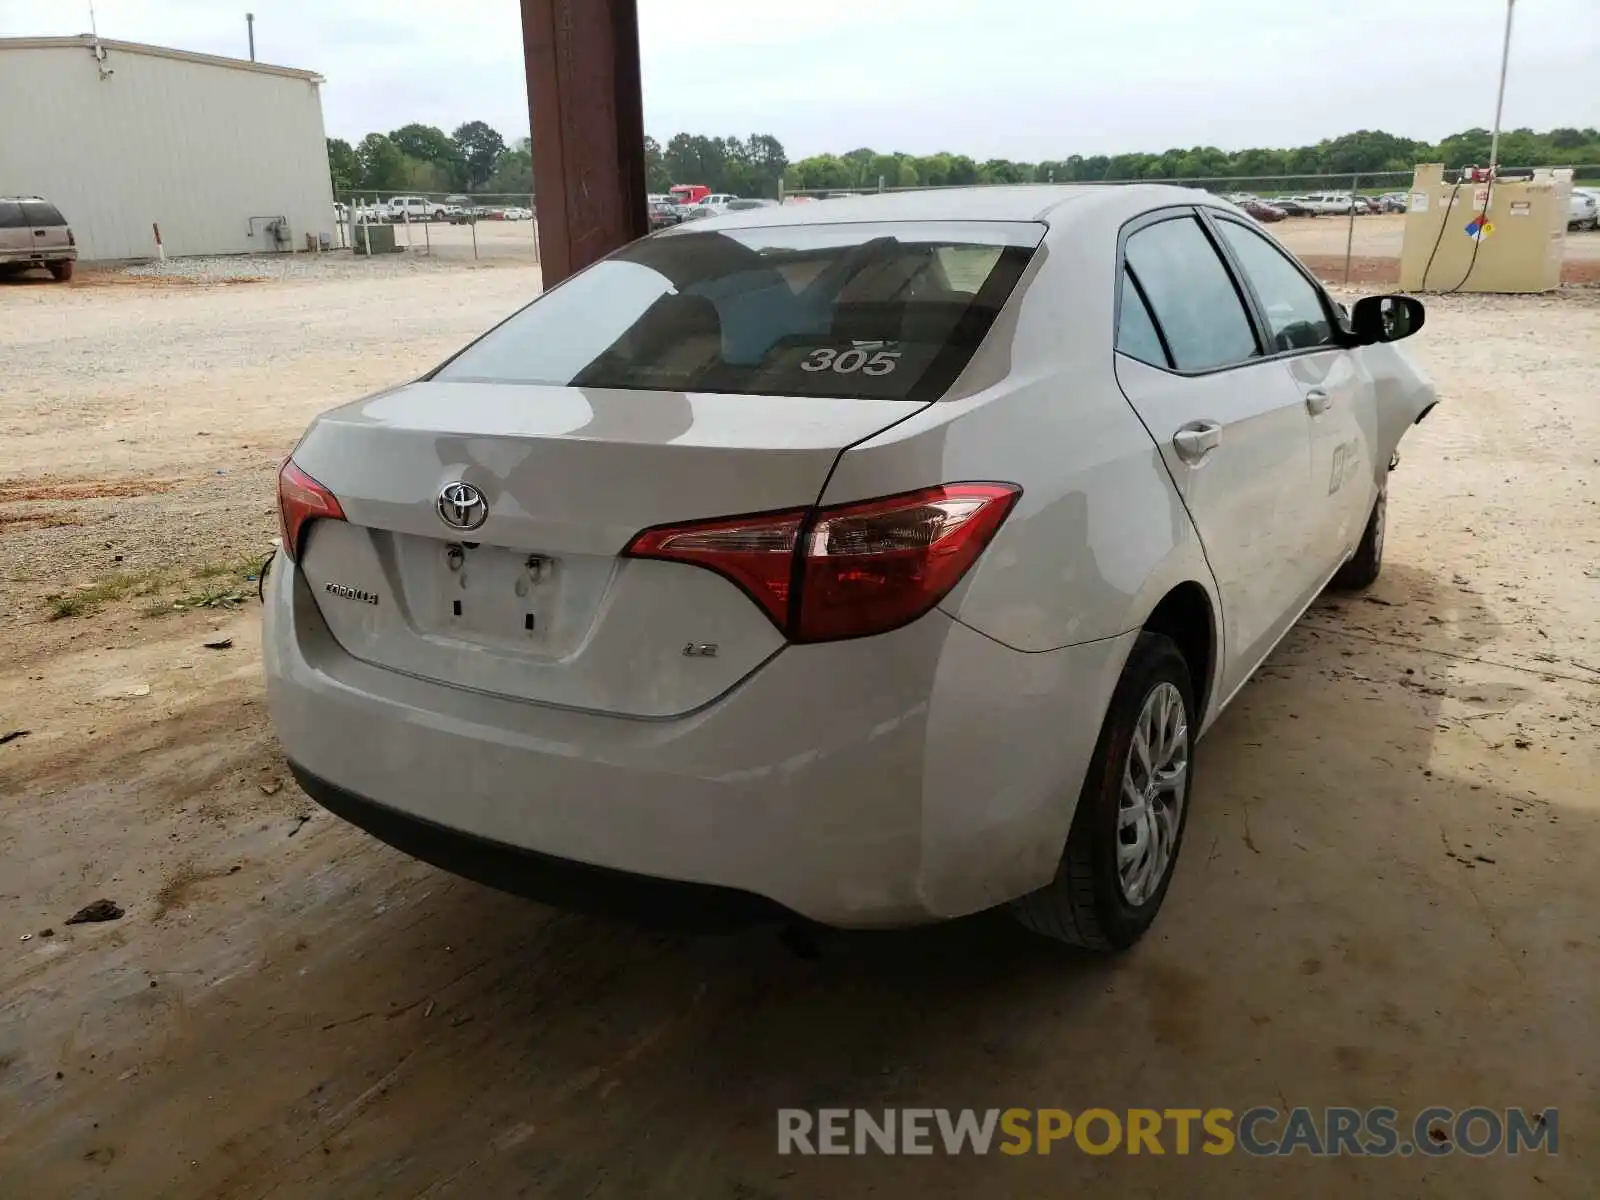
[289,762,791,929]
[263,556,1134,927]
[0,247,76,265]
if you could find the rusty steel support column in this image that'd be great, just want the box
[520,0,648,286]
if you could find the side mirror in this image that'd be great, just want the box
[1350,294,1425,344]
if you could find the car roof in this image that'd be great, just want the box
[668,184,1230,233]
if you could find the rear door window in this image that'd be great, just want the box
[0,201,30,228]
[1123,216,1259,371]
[435,220,1043,403]
[19,201,67,227]
[1116,268,1169,367]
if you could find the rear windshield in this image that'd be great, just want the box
[19,201,67,227]
[433,220,1043,402]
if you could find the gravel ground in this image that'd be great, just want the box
[0,261,541,600]
[2,259,1599,1198]
[110,246,535,282]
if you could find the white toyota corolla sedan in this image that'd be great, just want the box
[264,185,1437,950]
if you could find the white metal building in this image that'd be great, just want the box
[0,36,335,261]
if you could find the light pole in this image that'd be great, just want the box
[1486,0,1515,177]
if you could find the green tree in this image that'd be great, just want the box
[1432,128,1493,169]
[741,134,788,196]
[355,133,408,194]
[339,122,1600,202]
[978,158,1029,184]
[945,155,979,185]
[643,136,672,193]
[389,123,465,189]
[400,157,455,193]
[840,147,876,188]
[452,121,508,190]
[911,152,953,186]
[483,145,533,196]
[326,137,359,194]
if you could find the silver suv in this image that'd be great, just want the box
[0,197,77,281]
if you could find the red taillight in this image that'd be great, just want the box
[795,484,1020,640]
[276,459,345,561]
[623,508,804,629]
[623,483,1019,642]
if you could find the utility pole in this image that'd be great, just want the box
[1486,0,1515,176]
[246,12,256,62]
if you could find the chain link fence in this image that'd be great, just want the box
[780,171,1427,285]
[322,170,1594,285]
[335,191,541,264]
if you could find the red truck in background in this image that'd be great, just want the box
[669,184,709,207]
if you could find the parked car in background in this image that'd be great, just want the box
[0,196,77,282]
[724,198,780,212]
[1270,197,1313,217]
[1296,193,1357,215]
[670,183,710,207]
[1379,193,1409,213]
[648,201,683,231]
[387,196,450,223]
[689,193,738,215]
[266,184,1439,953]
[1569,188,1599,231]
[1234,197,1285,223]
[679,205,715,222]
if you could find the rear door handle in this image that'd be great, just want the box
[1305,388,1332,415]
[1172,420,1222,464]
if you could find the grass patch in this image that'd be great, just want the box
[191,553,261,581]
[45,554,267,621]
[45,568,169,620]
[164,581,252,613]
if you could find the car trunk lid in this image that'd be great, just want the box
[290,380,923,717]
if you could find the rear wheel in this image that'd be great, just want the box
[49,260,74,282]
[1012,632,1195,952]
[1331,485,1385,590]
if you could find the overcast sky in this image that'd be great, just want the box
[4,0,1597,156]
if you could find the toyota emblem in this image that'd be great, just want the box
[437,481,488,531]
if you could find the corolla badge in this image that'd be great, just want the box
[437,481,488,531]
[324,582,379,605]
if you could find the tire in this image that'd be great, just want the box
[1011,631,1196,952]
[49,260,74,282]
[1330,484,1385,590]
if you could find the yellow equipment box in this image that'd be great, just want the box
[1399,163,1571,294]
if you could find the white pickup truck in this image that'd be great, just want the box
[385,196,452,223]
[1294,192,1358,215]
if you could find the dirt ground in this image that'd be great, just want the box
[1275,213,1600,286]
[2,258,1599,1198]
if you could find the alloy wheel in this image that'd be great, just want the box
[1117,681,1189,905]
